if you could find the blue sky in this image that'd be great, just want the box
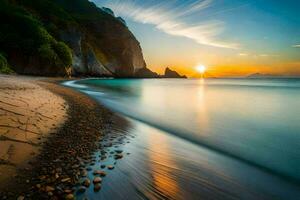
[92,0,300,76]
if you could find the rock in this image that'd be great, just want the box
[65,194,75,200]
[100,156,107,160]
[93,177,102,184]
[86,167,92,171]
[107,165,114,170]
[94,183,101,192]
[45,186,55,192]
[64,189,73,194]
[61,177,71,183]
[115,150,123,153]
[114,153,123,159]
[93,170,106,177]
[81,170,88,177]
[100,164,106,169]
[17,196,25,200]
[82,178,91,187]
[72,164,80,169]
[163,67,187,78]
[77,186,86,194]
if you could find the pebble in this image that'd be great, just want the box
[45,186,55,192]
[93,177,102,184]
[65,193,75,200]
[115,150,123,154]
[114,153,123,160]
[94,183,101,192]
[82,178,91,187]
[81,170,88,177]
[86,167,92,171]
[17,196,25,200]
[64,189,73,194]
[77,186,86,194]
[93,170,106,177]
[107,165,114,170]
[100,164,106,169]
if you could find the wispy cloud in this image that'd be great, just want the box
[292,44,300,48]
[259,54,278,57]
[238,53,279,57]
[98,0,239,49]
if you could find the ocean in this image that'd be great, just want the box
[64,78,300,199]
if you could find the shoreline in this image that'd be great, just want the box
[0,75,129,199]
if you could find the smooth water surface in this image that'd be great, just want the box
[64,78,300,199]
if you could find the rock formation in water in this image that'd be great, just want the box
[0,0,146,77]
[134,67,160,78]
[163,67,187,78]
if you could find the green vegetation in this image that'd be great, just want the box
[0,54,14,74]
[0,0,72,75]
[0,0,133,76]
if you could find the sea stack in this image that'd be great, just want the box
[163,67,187,78]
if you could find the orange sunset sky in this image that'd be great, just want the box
[95,0,300,77]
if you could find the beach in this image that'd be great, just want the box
[0,75,128,199]
[1,76,300,200]
[0,75,67,191]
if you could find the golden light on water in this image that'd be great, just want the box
[196,65,206,74]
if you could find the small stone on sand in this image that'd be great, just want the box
[93,177,102,184]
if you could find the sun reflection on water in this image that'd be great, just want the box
[146,129,181,199]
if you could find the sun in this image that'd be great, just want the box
[196,65,206,74]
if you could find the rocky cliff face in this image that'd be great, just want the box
[51,1,147,77]
[1,0,146,77]
[78,15,146,77]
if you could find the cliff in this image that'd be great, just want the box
[0,0,146,77]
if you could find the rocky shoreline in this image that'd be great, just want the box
[0,79,129,199]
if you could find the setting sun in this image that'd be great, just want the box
[196,65,206,74]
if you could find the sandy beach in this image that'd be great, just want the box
[0,75,67,188]
[0,75,128,199]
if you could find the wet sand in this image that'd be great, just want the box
[0,75,128,199]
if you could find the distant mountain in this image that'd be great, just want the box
[246,73,298,79]
[0,0,147,77]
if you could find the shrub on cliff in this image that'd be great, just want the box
[38,41,72,69]
[0,54,14,74]
[53,42,72,67]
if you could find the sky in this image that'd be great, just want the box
[92,0,300,77]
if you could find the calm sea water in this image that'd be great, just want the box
[64,78,300,199]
